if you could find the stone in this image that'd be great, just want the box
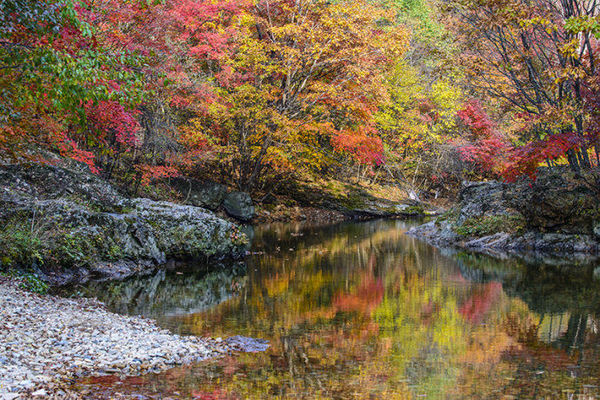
[0,278,245,399]
[0,164,247,285]
[503,168,599,234]
[408,168,600,257]
[223,191,255,221]
[224,336,269,353]
[169,178,228,211]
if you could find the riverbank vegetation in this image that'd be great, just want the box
[3,0,599,204]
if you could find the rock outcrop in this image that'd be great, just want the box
[409,168,600,256]
[165,178,258,222]
[0,164,248,285]
[168,177,228,211]
[223,191,255,221]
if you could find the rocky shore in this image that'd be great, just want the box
[0,276,238,399]
[0,163,248,285]
[409,169,600,258]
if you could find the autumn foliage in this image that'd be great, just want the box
[2,0,599,195]
[455,101,512,178]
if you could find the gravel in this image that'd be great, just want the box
[0,277,232,399]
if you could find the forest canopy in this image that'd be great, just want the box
[1,0,599,196]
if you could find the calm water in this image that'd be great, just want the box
[77,219,600,399]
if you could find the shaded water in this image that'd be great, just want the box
[78,219,600,399]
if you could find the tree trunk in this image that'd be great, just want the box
[567,149,581,173]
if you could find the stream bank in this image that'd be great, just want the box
[0,163,248,286]
[409,168,600,258]
[0,276,242,400]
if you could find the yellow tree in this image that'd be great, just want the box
[189,0,408,191]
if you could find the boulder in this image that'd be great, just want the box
[504,168,599,234]
[0,163,125,215]
[409,168,600,257]
[457,181,511,224]
[223,191,255,221]
[169,178,228,211]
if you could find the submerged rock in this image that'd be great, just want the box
[224,336,270,353]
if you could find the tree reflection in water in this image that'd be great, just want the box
[78,219,600,399]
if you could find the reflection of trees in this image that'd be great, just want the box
[454,247,600,353]
[448,246,600,398]
[81,220,600,399]
[165,221,486,398]
[79,263,246,329]
[501,264,600,315]
[373,269,468,398]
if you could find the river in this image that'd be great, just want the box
[74,219,600,399]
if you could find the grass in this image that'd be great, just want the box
[454,214,526,237]
[0,221,45,268]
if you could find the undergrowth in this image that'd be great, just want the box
[1,270,49,294]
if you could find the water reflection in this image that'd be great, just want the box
[79,219,600,399]
[77,263,247,329]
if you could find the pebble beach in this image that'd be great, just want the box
[0,277,232,399]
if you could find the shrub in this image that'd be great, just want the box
[0,223,44,268]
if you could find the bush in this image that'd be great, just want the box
[1,270,49,294]
[0,222,44,268]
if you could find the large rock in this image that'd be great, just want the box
[168,177,227,211]
[457,181,512,224]
[0,164,248,285]
[504,168,599,234]
[0,163,125,214]
[409,168,600,257]
[223,191,255,221]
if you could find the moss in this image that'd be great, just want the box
[402,205,425,215]
[114,205,135,214]
[146,218,163,230]
[107,244,124,261]
[435,208,459,227]
[454,214,525,237]
[341,191,368,209]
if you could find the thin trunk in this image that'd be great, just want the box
[567,149,581,173]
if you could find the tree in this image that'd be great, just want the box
[445,0,600,176]
[180,0,408,191]
[455,100,512,178]
[0,0,147,171]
